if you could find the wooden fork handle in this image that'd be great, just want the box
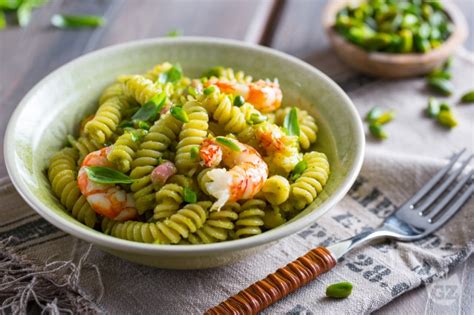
[205,247,337,315]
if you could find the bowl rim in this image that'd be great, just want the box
[321,0,468,64]
[4,37,365,256]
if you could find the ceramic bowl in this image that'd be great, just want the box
[4,37,364,269]
[323,0,468,78]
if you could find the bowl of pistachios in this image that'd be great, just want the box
[322,0,468,78]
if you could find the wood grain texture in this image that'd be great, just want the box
[0,0,275,178]
[205,247,336,315]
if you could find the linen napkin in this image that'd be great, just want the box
[1,52,473,314]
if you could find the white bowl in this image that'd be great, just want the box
[4,37,365,269]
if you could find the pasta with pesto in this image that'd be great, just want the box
[47,62,331,245]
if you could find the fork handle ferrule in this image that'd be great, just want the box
[205,246,336,315]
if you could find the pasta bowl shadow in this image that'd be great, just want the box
[4,37,365,269]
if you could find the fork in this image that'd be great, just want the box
[206,149,473,315]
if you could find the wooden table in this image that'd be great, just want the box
[1,0,472,313]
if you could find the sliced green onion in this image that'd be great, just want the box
[460,90,474,103]
[187,86,199,98]
[0,0,22,10]
[132,92,167,122]
[233,95,245,107]
[190,146,199,159]
[124,128,146,142]
[247,112,267,125]
[85,166,134,184]
[158,64,182,84]
[216,136,240,152]
[283,107,300,137]
[290,160,307,181]
[170,106,189,123]
[204,85,217,95]
[426,97,440,118]
[51,14,105,28]
[119,120,134,128]
[183,187,197,203]
[326,282,353,299]
[136,120,151,130]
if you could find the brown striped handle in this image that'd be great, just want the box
[205,246,336,315]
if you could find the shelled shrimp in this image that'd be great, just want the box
[199,137,268,211]
[255,123,301,174]
[77,147,138,221]
[205,78,282,113]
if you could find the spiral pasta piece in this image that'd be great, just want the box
[102,218,160,243]
[234,199,266,239]
[48,148,97,228]
[124,75,175,105]
[130,113,182,213]
[99,82,129,105]
[84,96,130,144]
[143,62,173,81]
[287,151,330,210]
[107,132,140,172]
[275,107,318,150]
[154,201,212,244]
[153,184,184,220]
[175,101,209,176]
[261,175,290,205]
[67,135,102,163]
[210,95,247,134]
[188,202,239,244]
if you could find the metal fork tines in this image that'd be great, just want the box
[395,149,473,233]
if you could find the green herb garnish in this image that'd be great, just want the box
[183,187,197,203]
[283,107,300,137]
[158,64,182,84]
[170,106,189,123]
[204,85,217,95]
[326,282,353,299]
[290,160,307,181]
[233,95,245,107]
[216,136,240,152]
[132,92,167,122]
[247,112,267,125]
[51,14,105,28]
[85,166,134,184]
[190,146,199,159]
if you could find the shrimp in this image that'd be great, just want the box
[77,147,138,221]
[255,123,301,175]
[206,78,282,113]
[199,138,268,211]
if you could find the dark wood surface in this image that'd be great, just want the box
[0,0,472,313]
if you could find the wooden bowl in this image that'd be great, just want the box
[322,0,468,78]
